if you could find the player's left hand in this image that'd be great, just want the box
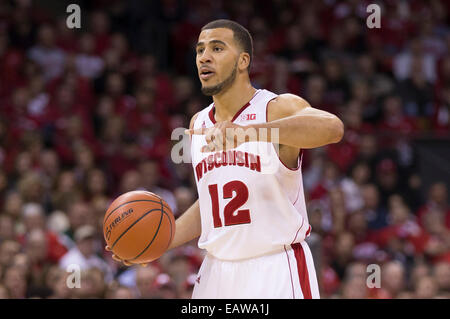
[186,121,255,153]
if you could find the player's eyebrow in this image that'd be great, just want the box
[196,40,227,48]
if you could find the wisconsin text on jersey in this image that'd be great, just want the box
[195,150,261,181]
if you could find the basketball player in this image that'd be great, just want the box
[108,19,344,299]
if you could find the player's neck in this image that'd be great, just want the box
[212,79,257,122]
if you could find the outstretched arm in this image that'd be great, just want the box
[261,93,344,149]
[187,94,344,152]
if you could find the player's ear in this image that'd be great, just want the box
[238,52,250,71]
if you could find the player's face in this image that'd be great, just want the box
[196,28,240,96]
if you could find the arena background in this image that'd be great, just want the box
[0,0,449,299]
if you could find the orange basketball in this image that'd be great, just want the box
[103,190,175,264]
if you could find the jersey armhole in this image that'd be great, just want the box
[265,96,302,171]
[189,112,200,144]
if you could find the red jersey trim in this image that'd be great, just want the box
[291,243,312,299]
[208,106,216,124]
[208,89,261,124]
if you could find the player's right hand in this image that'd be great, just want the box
[105,245,148,267]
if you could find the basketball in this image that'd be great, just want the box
[103,191,175,264]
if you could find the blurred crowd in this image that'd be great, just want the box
[0,0,449,299]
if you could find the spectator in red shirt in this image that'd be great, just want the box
[0,32,25,98]
[416,182,450,228]
[134,54,175,109]
[327,100,373,172]
[378,94,418,147]
[304,74,334,114]
[268,58,302,95]
[374,195,423,258]
[90,11,112,56]
[103,72,135,116]
[17,203,68,263]
[24,229,55,290]
[375,159,403,207]
[419,208,450,264]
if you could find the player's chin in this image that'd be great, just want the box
[201,84,220,96]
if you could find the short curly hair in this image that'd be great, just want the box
[201,19,253,71]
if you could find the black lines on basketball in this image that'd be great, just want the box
[104,199,170,223]
[104,191,175,264]
[127,199,165,262]
[164,209,174,251]
[110,208,161,250]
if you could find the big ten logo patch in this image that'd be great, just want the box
[240,113,256,121]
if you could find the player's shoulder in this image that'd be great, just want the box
[189,102,213,129]
[266,92,310,122]
[189,112,200,130]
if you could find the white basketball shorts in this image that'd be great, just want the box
[192,241,320,299]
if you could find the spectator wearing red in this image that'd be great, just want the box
[18,203,68,261]
[90,11,112,56]
[417,208,450,264]
[416,182,450,228]
[134,54,175,110]
[378,94,418,148]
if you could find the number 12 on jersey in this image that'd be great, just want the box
[208,180,251,227]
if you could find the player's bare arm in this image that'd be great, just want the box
[164,112,203,250]
[106,199,201,266]
[167,199,201,250]
[262,93,344,167]
[262,93,344,149]
[186,94,344,164]
[162,112,203,251]
[107,113,202,266]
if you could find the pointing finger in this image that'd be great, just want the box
[201,144,215,153]
[185,128,207,135]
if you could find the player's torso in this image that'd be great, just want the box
[190,89,311,260]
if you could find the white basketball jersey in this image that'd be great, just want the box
[190,89,311,261]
